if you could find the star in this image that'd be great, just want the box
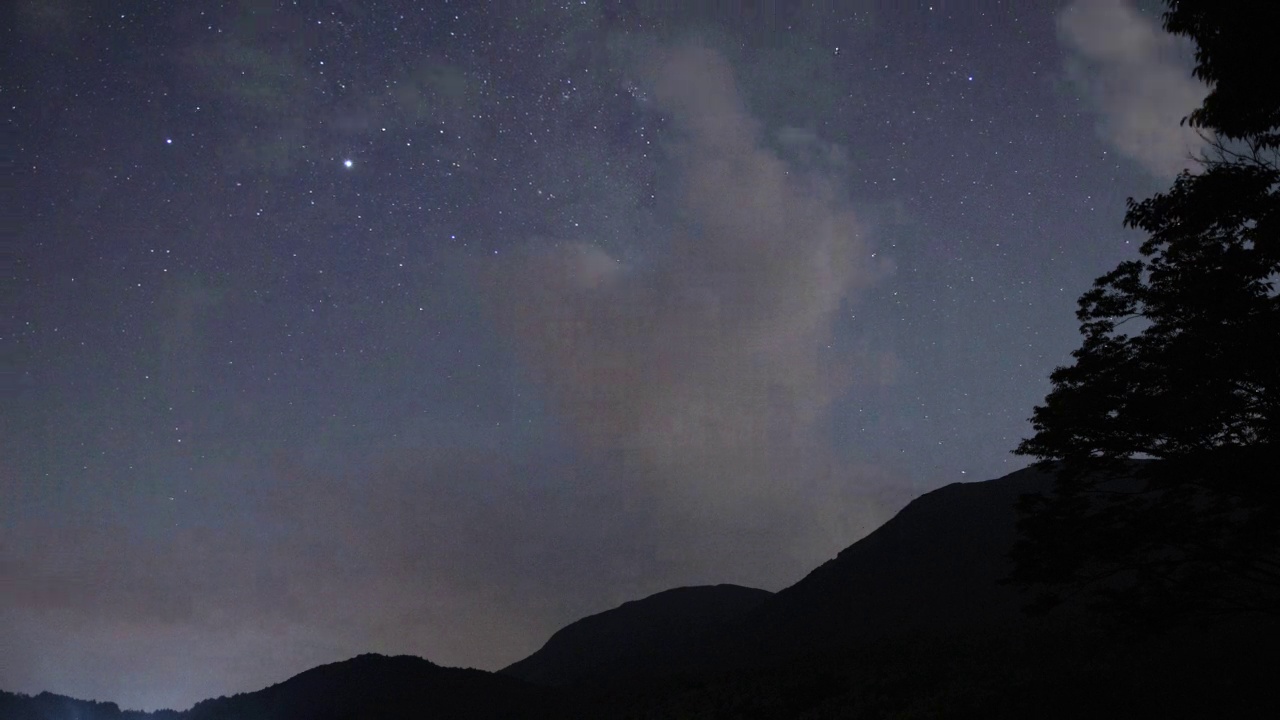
[343,159,354,169]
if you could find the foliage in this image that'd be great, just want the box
[1162,0,1280,150]
[1011,0,1280,622]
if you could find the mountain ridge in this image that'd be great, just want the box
[6,464,1276,719]
[500,583,773,688]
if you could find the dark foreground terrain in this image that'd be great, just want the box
[6,467,1276,719]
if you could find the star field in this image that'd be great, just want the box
[4,0,1204,710]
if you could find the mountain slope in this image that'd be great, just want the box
[7,465,1277,718]
[184,654,560,720]
[501,584,772,688]
[498,467,1056,689]
[741,464,1056,658]
[0,690,180,720]
[1,655,561,720]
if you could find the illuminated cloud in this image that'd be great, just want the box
[489,44,889,558]
[1058,0,1208,178]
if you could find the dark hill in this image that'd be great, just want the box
[1,654,561,720]
[0,690,181,720]
[527,464,1274,718]
[9,466,1276,718]
[184,654,559,720]
[500,584,772,688]
[741,464,1057,658]
[499,467,1058,685]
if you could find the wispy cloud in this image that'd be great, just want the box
[488,43,890,547]
[1058,0,1208,178]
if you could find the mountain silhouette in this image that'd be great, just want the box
[2,654,560,720]
[0,690,180,720]
[6,467,1276,718]
[503,465,1275,717]
[186,654,560,720]
[501,584,772,688]
[500,465,1055,689]
[742,464,1055,657]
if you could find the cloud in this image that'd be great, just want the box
[1058,0,1208,178]
[486,44,887,560]
[0,43,909,711]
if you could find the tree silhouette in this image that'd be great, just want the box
[1010,0,1279,623]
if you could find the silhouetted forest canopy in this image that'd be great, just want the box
[1011,0,1280,623]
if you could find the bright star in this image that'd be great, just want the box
[343,159,353,169]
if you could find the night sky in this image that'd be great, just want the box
[4,0,1207,711]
